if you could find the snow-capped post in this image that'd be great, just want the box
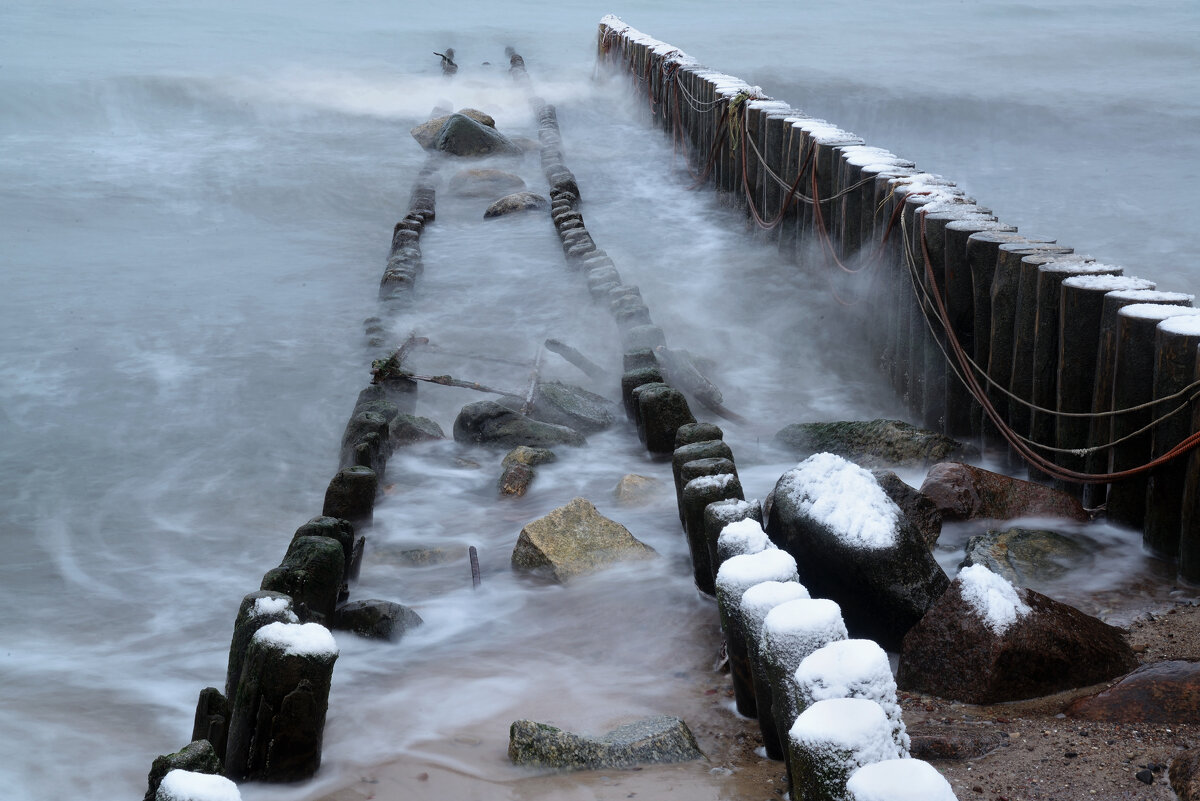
[1083,289,1193,506]
[788,698,903,801]
[322,465,378,527]
[765,453,949,650]
[759,598,849,772]
[714,549,800,718]
[704,498,764,578]
[1146,315,1200,568]
[1055,276,1156,477]
[740,581,811,760]
[845,758,958,801]
[225,622,338,783]
[672,439,734,521]
[794,639,909,754]
[681,472,745,594]
[1107,304,1200,531]
[942,219,1016,438]
[224,592,299,700]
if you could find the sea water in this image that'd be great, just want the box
[1,1,1196,799]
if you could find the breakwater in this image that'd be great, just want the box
[597,15,1200,581]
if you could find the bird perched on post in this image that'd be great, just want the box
[434,49,457,77]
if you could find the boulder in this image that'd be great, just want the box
[775,419,970,467]
[961,527,1094,587]
[390,413,445,447]
[871,470,942,549]
[145,740,222,801]
[453,400,585,449]
[498,462,535,496]
[526,381,615,433]
[508,715,703,770]
[898,565,1137,703]
[766,453,949,650]
[448,168,525,198]
[511,497,656,583]
[1171,748,1200,801]
[433,114,523,158]
[919,462,1090,522]
[410,108,497,149]
[332,599,423,641]
[1066,660,1200,723]
[484,191,549,218]
[612,474,659,506]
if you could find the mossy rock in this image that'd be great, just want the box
[961,527,1094,587]
[512,497,656,583]
[775,419,971,468]
[508,715,704,770]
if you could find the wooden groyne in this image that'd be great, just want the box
[597,15,1200,581]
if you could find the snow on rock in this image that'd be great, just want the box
[252,621,339,658]
[790,698,904,801]
[846,758,958,801]
[957,564,1029,635]
[775,453,900,550]
[685,473,738,493]
[156,769,242,801]
[717,518,774,562]
[250,596,297,622]
[795,639,909,754]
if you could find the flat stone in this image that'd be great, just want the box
[907,723,1008,760]
[1066,661,1200,723]
[449,168,524,198]
[775,419,971,468]
[508,715,704,770]
[511,497,656,583]
[453,400,585,449]
[961,527,1094,587]
[484,191,549,218]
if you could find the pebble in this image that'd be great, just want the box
[1135,768,1153,784]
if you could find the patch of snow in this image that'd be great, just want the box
[945,218,1015,232]
[716,518,773,562]
[760,598,848,674]
[740,581,811,643]
[252,621,338,658]
[775,453,900,550]
[845,758,957,801]
[1061,274,1154,292]
[250,596,297,621]
[685,473,737,493]
[957,564,1030,635]
[1159,315,1200,337]
[1105,289,1192,304]
[1119,303,1200,322]
[156,770,242,801]
[789,698,903,787]
[716,549,799,604]
[795,639,908,753]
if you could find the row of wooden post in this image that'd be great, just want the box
[597,17,1200,583]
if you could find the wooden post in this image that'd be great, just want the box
[1143,316,1200,559]
[1180,343,1200,582]
[1106,304,1200,532]
[1083,290,1193,507]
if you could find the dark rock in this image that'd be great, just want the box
[453,400,585,448]
[775,419,970,467]
[907,723,1008,760]
[390,413,445,447]
[225,622,338,782]
[433,113,522,158]
[145,740,221,801]
[332,599,423,641]
[448,168,525,198]
[191,688,228,765]
[898,574,1137,704]
[224,591,298,699]
[767,454,949,650]
[1170,748,1200,800]
[508,715,703,770]
[511,497,656,583]
[676,422,724,448]
[527,381,615,433]
[961,527,1094,587]
[484,191,549,218]
[410,108,498,148]
[322,466,378,525]
[620,367,664,421]
[498,462,535,496]
[261,536,346,624]
[1066,661,1200,723]
[1136,769,1155,785]
[919,462,1090,522]
[635,383,696,454]
[872,470,942,549]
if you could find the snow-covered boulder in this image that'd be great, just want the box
[898,565,1136,703]
[155,769,241,801]
[766,453,949,650]
[760,598,849,766]
[845,758,957,801]
[789,698,904,801]
[795,639,909,753]
[741,581,812,759]
[511,497,656,583]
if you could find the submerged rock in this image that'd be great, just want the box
[508,715,703,770]
[390,414,445,447]
[919,462,1090,522]
[511,497,656,582]
[775,419,970,467]
[332,599,423,641]
[898,565,1136,704]
[433,114,522,158]
[448,168,525,198]
[453,400,585,449]
[612,474,659,505]
[484,191,549,218]
[410,108,497,149]
[528,381,615,433]
[961,527,1094,586]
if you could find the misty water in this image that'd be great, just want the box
[2,2,1197,799]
